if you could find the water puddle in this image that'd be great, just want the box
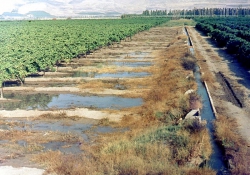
[17,140,82,154]
[126,51,151,56]
[110,61,152,67]
[0,140,9,144]
[115,51,152,59]
[71,71,151,78]
[95,126,117,133]
[88,51,152,58]
[0,93,143,110]
[1,118,125,154]
[42,141,81,154]
[184,26,229,173]
[28,71,151,78]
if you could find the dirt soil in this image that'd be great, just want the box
[188,26,250,145]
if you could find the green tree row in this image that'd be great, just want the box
[195,17,250,66]
[141,8,250,17]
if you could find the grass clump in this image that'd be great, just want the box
[182,56,197,71]
[214,115,250,174]
[36,112,80,121]
[135,125,186,146]
[97,117,117,126]
[201,72,214,84]
[184,119,206,134]
[189,92,202,110]
[214,115,240,151]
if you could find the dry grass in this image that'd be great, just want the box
[182,56,197,71]
[120,78,151,89]
[35,112,81,121]
[189,92,202,110]
[76,64,152,74]
[163,19,196,27]
[201,72,215,84]
[214,115,240,150]
[34,123,213,174]
[185,168,216,175]
[195,50,216,85]
[0,129,80,144]
[31,27,214,174]
[137,43,196,118]
[214,114,250,174]
[33,149,182,175]
[78,79,115,90]
[97,117,117,126]
[178,34,188,41]
[0,130,34,142]
[33,151,95,175]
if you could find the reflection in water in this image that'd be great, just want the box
[0,119,126,154]
[111,62,152,67]
[125,51,152,57]
[0,93,143,110]
[195,67,228,173]
[72,71,151,78]
[0,93,53,110]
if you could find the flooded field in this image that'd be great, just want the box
[110,61,152,67]
[0,26,186,171]
[0,93,143,110]
[0,116,126,158]
[71,71,151,78]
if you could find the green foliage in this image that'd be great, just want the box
[0,18,170,87]
[2,93,53,110]
[155,111,164,118]
[135,125,188,147]
[142,8,250,17]
[195,17,250,67]
[156,109,186,124]
[184,119,206,134]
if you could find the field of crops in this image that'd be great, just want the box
[195,17,250,65]
[0,18,169,90]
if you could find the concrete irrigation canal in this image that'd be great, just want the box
[185,27,230,174]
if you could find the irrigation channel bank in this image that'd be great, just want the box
[185,27,229,174]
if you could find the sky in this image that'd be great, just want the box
[0,0,249,16]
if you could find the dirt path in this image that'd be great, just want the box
[188,26,250,145]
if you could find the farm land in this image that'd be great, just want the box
[0,18,249,174]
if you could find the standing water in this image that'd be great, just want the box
[0,93,143,110]
[194,68,229,174]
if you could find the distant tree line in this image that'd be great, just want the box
[141,8,250,17]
